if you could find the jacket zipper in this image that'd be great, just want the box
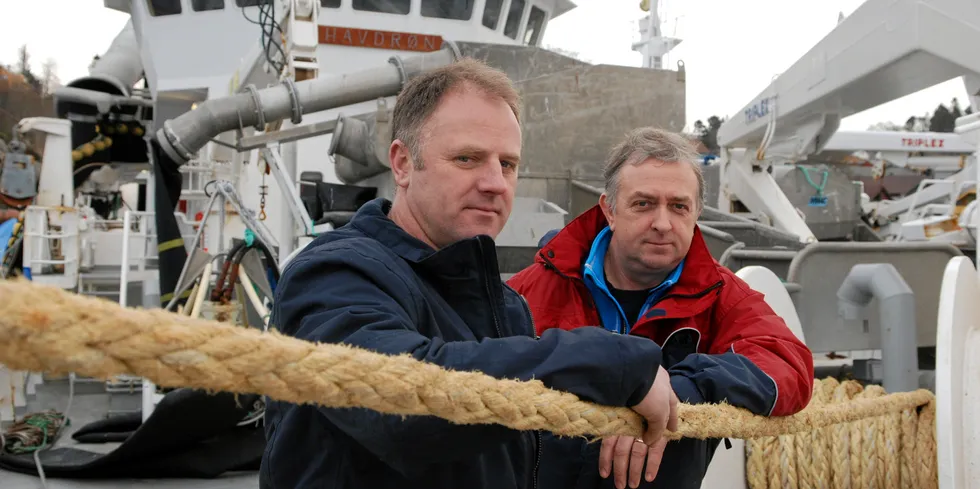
[503,284,542,488]
[512,288,538,338]
[479,239,504,339]
[543,247,724,331]
[486,274,503,338]
[520,291,542,489]
[657,280,723,302]
[627,280,723,328]
[532,430,542,489]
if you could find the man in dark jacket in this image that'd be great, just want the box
[508,127,814,489]
[259,58,680,489]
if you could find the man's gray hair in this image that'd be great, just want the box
[602,127,705,211]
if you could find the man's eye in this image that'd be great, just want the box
[456,156,472,163]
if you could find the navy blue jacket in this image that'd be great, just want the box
[259,198,666,489]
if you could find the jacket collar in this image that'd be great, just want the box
[349,197,501,278]
[539,204,723,294]
[349,198,436,263]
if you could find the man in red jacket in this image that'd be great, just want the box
[508,127,814,489]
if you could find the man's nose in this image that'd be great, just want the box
[650,206,672,232]
[476,159,509,195]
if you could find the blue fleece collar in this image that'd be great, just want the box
[582,226,683,334]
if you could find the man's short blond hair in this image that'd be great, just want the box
[391,57,522,169]
[602,127,705,211]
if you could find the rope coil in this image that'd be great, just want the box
[0,278,938,487]
[746,377,937,489]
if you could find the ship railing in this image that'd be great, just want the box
[20,205,80,290]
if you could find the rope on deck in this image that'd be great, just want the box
[0,278,937,487]
[746,377,937,489]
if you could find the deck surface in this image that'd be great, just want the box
[2,378,259,489]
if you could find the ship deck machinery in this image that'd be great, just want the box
[689,0,980,485]
[858,126,980,247]
[711,0,980,245]
[704,128,980,244]
[2,0,689,434]
[5,0,980,487]
[154,44,689,274]
[705,0,980,373]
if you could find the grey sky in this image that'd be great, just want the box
[1,0,970,132]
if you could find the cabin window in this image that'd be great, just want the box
[503,0,525,39]
[235,0,264,6]
[321,0,341,6]
[523,6,546,45]
[422,0,474,20]
[192,0,224,11]
[147,0,182,16]
[353,0,410,14]
[482,0,503,29]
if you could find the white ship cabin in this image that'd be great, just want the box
[118,0,576,85]
[108,0,577,160]
[98,0,578,257]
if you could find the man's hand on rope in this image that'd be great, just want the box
[598,436,668,489]
[632,365,679,444]
[598,365,677,487]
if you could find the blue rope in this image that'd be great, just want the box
[796,165,828,196]
[796,165,830,206]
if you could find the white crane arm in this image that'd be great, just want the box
[823,131,976,155]
[713,0,980,243]
[718,0,980,161]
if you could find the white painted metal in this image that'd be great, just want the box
[699,265,805,489]
[936,256,980,489]
[873,109,980,242]
[126,0,576,259]
[714,0,980,243]
[818,130,976,179]
[1,0,590,480]
[85,19,145,97]
[15,118,74,214]
[632,0,681,70]
[825,131,976,155]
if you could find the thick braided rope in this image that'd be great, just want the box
[0,278,935,444]
[745,378,938,489]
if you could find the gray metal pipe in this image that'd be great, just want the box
[728,249,798,260]
[718,242,745,268]
[156,42,461,164]
[836,263,919,393]
[697,221,762,232]
[54,19,145,117]
[334,154,385,184]
[86,19,144,97]
[330,114,390,184]
[570,180,602,195]
[696,223,736,243]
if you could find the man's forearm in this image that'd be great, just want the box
[310,325,664,472]
[708,293,815,416]
[668,352,777,415]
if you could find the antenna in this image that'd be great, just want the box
[632,0,682,69]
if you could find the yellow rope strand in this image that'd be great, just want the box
[745,378,937,489]
[0,278,939,487]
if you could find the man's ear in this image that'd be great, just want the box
[389,139,413,189]
[599,193,615,231]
